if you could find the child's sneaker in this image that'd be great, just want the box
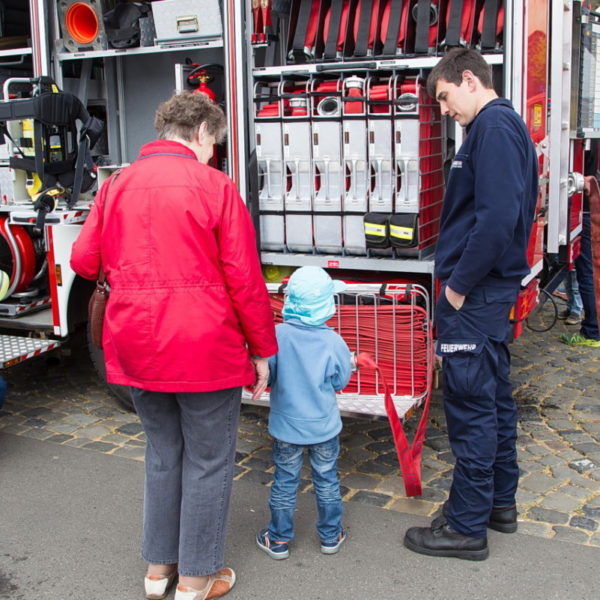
[320,529,346,555]
[256,528,289,560]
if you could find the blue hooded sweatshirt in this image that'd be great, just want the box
[434,98,539,295]
[267,319,352,445]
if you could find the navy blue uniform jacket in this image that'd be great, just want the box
[434,98,538,295]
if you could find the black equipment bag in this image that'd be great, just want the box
[389,213,418,248]
[103,1,152,49]
[0,0,30,38]
[0,82,104,208]
[364,212,391,248]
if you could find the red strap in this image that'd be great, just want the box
[477,1,504,36]
[304,0,321,49]
[381,0,411,47]
[323,0,350,51]
[353,0,381,50]
[445,0,477,43]
[357,352,431,497]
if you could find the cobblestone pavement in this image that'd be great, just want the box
[1,305,599,547]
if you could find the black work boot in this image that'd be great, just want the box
[440,501,518,533]
[488,505,518,533]
[403,518,489,561]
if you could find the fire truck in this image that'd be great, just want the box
[0,0,598,417]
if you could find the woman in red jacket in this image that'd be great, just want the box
[71,91,277,600]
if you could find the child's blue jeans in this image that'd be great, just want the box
[268,435,343,544]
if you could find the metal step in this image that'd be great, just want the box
[0,296,52,318]
[0,335,61,369]
[242,391,425,421]
[0,306,54,331]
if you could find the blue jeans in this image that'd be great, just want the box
[565,270,583,315]
[131,386,241,576]
[576,212,599,340]
[268,436,343,543]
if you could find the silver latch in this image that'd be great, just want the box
[176,16,199,34]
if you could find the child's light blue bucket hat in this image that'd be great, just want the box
[282,266,346,326]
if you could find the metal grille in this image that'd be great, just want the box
[244,282,433,420]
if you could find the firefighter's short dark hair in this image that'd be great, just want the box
[427,48,493,98]
[155,91,227,144]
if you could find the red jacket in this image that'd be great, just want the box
[71,140,277,392]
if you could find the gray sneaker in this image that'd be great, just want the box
[565,312,582,325]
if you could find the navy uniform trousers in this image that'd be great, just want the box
[436,284,520,539]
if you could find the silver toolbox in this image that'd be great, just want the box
[151,0,223,44]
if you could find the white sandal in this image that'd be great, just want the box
[174,568,236,600]
[144,571,177,600]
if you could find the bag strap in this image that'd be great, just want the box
[357,352,432,497]
[98,169,122,285]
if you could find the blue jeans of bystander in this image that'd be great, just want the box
[268,436,343,544]
[576,212,599,340]
[131,386,241,577]
[565,269,584,316]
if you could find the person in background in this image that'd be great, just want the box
[403,48,538,561]
[561,138,600,347]
[556,270,583,325]
[256,266,354,560]
[71,91,277,600]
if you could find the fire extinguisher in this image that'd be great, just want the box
[185,61,226,170]
[189,69,217,102]
[185,60,223,102]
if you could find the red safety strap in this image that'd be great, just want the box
[290,0,320,60]
[323,0,350,56]
[357,352,431,497]
[304,0,321,50]
[445,0,476,46]
[414,0,441,53]
[353,0,381,56]
[380,0,411,52]
[477,0,504,50]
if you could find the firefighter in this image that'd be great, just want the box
[403,48,538,560]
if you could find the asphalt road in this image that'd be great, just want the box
[1,431,598,600]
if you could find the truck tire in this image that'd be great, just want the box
[86,324,135,412]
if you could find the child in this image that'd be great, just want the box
[256,266,354,559]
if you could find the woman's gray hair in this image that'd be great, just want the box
[154,90,227,143]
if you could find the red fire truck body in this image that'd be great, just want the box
[0,1,597,417]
